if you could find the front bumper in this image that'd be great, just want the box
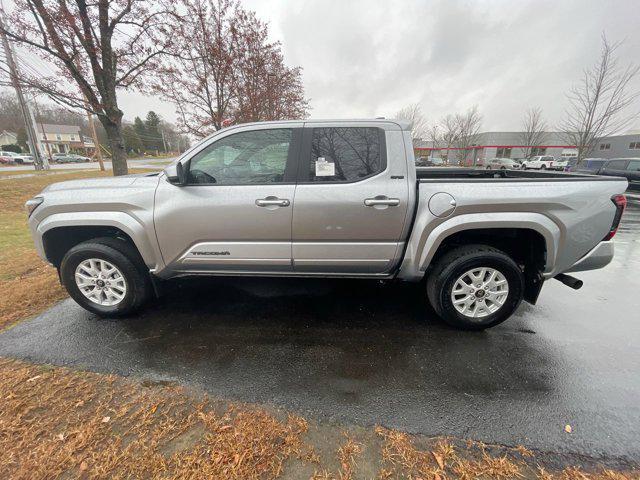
[565,241,614,273]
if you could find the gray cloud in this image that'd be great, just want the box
[246,0,640,131]
[113,0,640,132]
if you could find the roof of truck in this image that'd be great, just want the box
[231,119,412,130]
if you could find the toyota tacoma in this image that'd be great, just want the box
[26,119,628,329]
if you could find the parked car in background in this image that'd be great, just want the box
[416,157,445,167]
[0,151,34,164]
[485,158,521,170]
[25,119,628,331]
[564,157,578,171]
[569,158,607,174]
[52,153,91,163]
[598,158,640,190]
[0,155,15,165]
[522,155,558,170]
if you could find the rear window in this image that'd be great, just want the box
[308,127,385,182]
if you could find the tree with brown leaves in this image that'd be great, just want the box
[0,0,174,175]
[154,0,308,138]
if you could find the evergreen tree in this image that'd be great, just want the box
[145,111,162,152]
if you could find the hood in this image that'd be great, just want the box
[43,173,157,192]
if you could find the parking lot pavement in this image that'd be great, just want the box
[1,200,639,464]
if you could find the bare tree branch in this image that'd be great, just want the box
[0,0,174,175]
[520,107,547,158]
[395,103,427,143]
[560,34,640,160]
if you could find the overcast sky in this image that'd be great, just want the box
[39,0,640,132]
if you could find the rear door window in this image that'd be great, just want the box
[605,160,627,170]
[306,127,386,182]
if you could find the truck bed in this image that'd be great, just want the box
[416,167,618,182]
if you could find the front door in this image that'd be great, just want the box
[291,123,410,274]
[154,126,302,274]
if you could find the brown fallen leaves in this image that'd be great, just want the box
[0,357,638,480]
[0,357,314,479]
[375,427,638,480]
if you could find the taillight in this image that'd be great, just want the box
[603,194,627,240]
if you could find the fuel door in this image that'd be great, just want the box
[428,192,456,218]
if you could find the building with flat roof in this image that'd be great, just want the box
[592,131,640,159]
[414,129,640,165]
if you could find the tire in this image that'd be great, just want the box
[60,237,152,317]
[540,164,546,170]
[426,245,524,330]
[486,166,491,170]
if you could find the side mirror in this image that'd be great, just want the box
[164,162,187,186]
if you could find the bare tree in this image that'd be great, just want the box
[0,0,173,175]
[453,106,482,164]
[561,34,640,160]
[440,114,460,163]
[154,0,307,138]
[395,103,427,142]
[520,107,547,158]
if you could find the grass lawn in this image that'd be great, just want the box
[0,171,637,479]
[0,169,153,330]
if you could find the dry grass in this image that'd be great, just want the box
[0,357,315,479]
[0,169,155,330]
[375,426,638,480]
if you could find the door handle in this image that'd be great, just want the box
[256,198,290,207]
[364,197,400,207]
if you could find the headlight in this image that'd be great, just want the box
[25,197,44,217]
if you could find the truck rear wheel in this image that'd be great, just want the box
[60,237,152,317]
[426,245,524,330]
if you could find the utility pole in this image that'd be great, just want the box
[0,6,47,170]
[160,127,168,154]
[31,96,53,163]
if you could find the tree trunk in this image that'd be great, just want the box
[100,115,129,176]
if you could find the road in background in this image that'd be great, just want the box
[0,157,174,172]
[0,197,638,465]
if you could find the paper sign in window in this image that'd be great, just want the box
[315,157,335,176]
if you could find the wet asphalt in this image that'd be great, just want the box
[1,198,639,465]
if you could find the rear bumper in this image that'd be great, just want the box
[565,241,614,273]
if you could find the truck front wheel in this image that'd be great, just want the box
[60,238,152,317]
[426,245,524,330]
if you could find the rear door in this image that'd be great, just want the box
[154,124,302,274]
[291,122,410,274]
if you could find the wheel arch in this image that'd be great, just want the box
[38,212,163,271]
[399,212,560,280]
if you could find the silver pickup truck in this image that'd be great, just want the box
[26,119,628,330]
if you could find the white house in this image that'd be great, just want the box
[0,130,18,146]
